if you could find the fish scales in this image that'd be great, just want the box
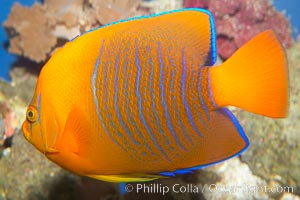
[93,34,215,163]
[22,9,288,182]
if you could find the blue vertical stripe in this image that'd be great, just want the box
[92,40,126,151]
[198,67,210,120]
[207,71,217,108]
[114,51,140,146]
[37,93,41,122]
[148,50,171,148]
[103,60,126,143]
[135,39,171,161]
[148,55,165,136]
[124,56,144,140]
[190,69,205,126]
[36,92,44,149]
[167,51,193,145]
[170,70,193,145]
[158,41,186,151]
[103,62,113,126]
[181,48,202,138]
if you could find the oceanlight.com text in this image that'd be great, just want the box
[124,183,294,196]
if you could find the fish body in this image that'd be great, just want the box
[22,8,288,182]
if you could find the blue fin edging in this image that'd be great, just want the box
[160,108,250,177]
[70,8,217,66]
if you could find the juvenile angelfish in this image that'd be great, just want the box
[22,8,288,182]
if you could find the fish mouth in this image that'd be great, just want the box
[22,120,31,141]
[21,120,46,153]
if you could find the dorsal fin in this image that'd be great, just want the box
[75,8,217,67]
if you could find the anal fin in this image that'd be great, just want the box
[87,174,164,183]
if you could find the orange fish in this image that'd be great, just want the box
[22,8,288,182]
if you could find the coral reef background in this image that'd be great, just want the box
[183,0,294,59]
[0,0,299,199]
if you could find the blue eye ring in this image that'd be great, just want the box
[26,106,38,123]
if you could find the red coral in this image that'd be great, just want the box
[183,0,209,8]
[183,0,294,59]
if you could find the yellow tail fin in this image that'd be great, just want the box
[209,30,288,118]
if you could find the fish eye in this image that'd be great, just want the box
[26,106,38,123]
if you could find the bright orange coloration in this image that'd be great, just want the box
[210,30,288,118]
[22,9,288,182]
